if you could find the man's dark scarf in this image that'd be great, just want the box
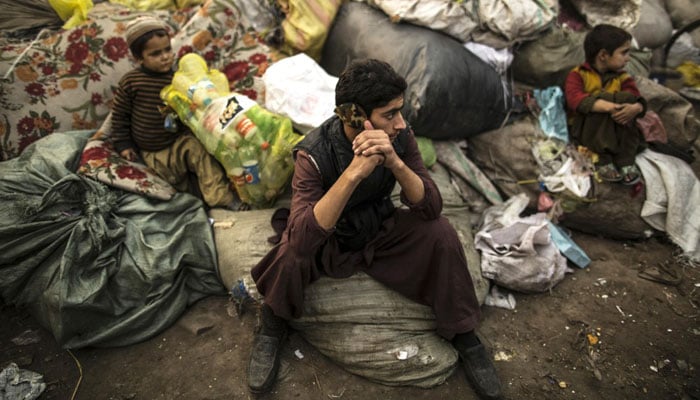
[295,116,408,252]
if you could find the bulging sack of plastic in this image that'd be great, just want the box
[204,94,303,208]
[165,89,302,208]
[162,53,303,209]
[244,102,305,206]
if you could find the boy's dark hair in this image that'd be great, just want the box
[584,24,632,64]
[335,59,407,116]
[129,29,169,60]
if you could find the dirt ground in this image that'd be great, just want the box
[2,228,700,400]
[2,116,700,400]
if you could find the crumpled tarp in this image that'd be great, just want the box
[636,149,700,262]
[0,130,225,349]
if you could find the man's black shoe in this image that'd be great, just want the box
[247,333,284,393]
[454,341,503,400]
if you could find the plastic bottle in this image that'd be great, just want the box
[172,54,219,108]
[177,54,216,97]
[229,167,251,205]
[260,144,292,198]
[232,111,270,165]
[238,144,266,205]
[202,97,243,151]
[213,139,239,171]
[209,69,231,96]
[177,53,209,82]
[244,104,278,139]
[232,112,264,144]
[189,80,217,107]
[189,108,219,154]
[161,86,193,120]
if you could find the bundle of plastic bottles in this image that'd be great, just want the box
[161,53,303,208]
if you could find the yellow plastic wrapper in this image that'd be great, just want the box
[108,0,201,11]
[278,0,343,60]
[121,0,171,10]
[49,0,94,29]
[175,0,204,8]
[676,61,700,88]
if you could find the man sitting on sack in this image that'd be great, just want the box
[247,58,502,400]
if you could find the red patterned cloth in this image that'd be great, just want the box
[0,0,281,161]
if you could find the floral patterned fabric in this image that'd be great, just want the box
[0,0,280,161]
[78,139,177,200]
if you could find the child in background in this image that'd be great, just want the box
[564,24,647,185]
[111,16,240,209]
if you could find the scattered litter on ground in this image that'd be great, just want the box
[494,350,514,362]
[0,362,46,400]
[11,330,41,346]
[328,388,346,398]
[484,285,517,310]
[212,220,235,229]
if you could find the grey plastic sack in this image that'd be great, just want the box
[474,194,571,293]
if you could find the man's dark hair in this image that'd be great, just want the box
[129,29,169,60]
[335,59,407,116]
[584,24,632,64]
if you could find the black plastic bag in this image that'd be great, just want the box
[321,2,510,140]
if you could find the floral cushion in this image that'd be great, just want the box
[77,139,176,200]
[0,0,280,160]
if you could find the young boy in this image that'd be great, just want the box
[564,24,647,185]
[111,16,238,208]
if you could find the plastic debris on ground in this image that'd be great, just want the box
[0,363,46,400]
[483,285,517,310]
[10,330,41,346]
[230,279,254,317]
[547,221,591,268]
